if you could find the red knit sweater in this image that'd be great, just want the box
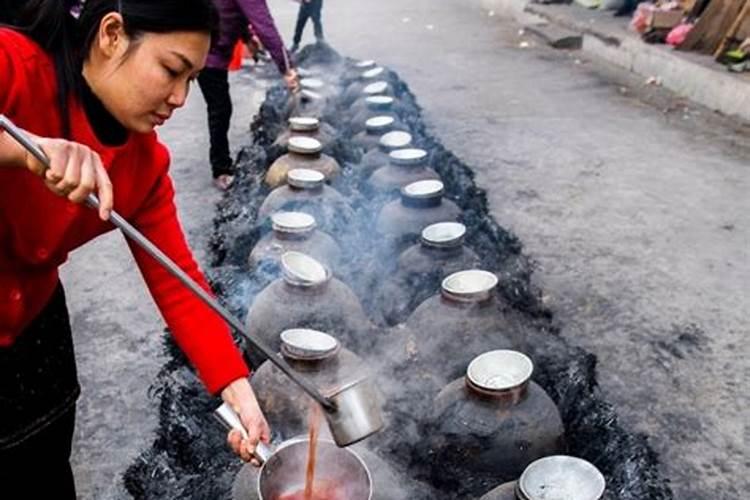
[0,29,249,394]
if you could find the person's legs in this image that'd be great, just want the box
[197,67,234,180]
[0,407,77,499]
[292,1,313,49]
[311,0,324,42]
[0,283,78,499]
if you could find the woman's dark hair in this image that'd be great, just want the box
[17,0,218,137]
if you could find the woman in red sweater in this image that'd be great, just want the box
[0,1,269,496]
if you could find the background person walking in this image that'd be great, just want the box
[291,0,324,53]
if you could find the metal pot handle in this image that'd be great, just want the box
[214,402,274,464]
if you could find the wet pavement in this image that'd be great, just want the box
[64,1,748,499]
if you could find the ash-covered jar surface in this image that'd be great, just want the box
[248,211,342,274]
[265,136,341,188]
[272,116,338,156]
[358,130,413,179]
[244,252,375,368]
[479,455,606,500]
[367,148,441,194]
[251,329,366,439]
[376,222,481,324]
[402,269,520,383]
[423,350,566,498]
[256,168,355,233]
[351,115,398,151]
[348,94,408,137]
[375,179,462,261]
[341,66,389,106]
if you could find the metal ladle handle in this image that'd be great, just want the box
[214,402,274,464]
[0,114,335,412]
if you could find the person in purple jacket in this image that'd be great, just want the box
[198,0,299,190]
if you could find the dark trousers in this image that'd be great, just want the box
[0,284,79,499]
[0,407,77,499]
[197,67,234,178]
[293,0,324,45]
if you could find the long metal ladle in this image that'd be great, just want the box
[1,115,383,446]
[0,115,340,409]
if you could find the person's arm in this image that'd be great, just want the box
[127,146,270,460]
[236,0,291,74]
[0,37,113,219]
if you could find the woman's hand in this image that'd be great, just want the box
[284,68,301,93]
[221,377,271,466]
[26,137,114,220]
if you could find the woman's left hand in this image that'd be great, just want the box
[221,377,271,466]
[284,68,301,93]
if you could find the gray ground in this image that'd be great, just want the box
[66,1,747,499]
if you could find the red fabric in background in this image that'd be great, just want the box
[228,40,244,71]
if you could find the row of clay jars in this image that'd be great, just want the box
[264,136,341,189]
[479,455,606,500]
[243,251,375,369]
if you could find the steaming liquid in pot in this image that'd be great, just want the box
[273,404,346,500]
[277,481,345,500]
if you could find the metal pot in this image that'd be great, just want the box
[229,436,373,500]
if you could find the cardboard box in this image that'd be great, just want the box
[648,10,684,29]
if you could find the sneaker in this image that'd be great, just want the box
[213,174,235,191]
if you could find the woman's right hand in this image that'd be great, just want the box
[26,137,114,220]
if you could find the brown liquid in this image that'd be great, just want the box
[277,480,344,500]
[277,405,344,500]
[304,403,322,500]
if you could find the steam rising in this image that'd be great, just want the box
[123,43,671,500]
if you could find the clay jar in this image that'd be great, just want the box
[403,270,518,383]
[251,329,365,439]
[244,252,374,368]
[424,350,566,497]
[342,66,388,106]
[272,116,337,153]
[348,96,406,137]
[359,130,413,178]
[375,180,461,247]
[377,222,481,324]
[284,78,329,119]
[351,116,396,151]
[256,169,355,232]
[348,80,394,114]
[248,211,342,273]
[368,148,441,194]
[264,136,341,188]
[479,456,606,500]
[342,58,377,83]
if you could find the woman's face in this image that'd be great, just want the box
[84,15,210,133]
